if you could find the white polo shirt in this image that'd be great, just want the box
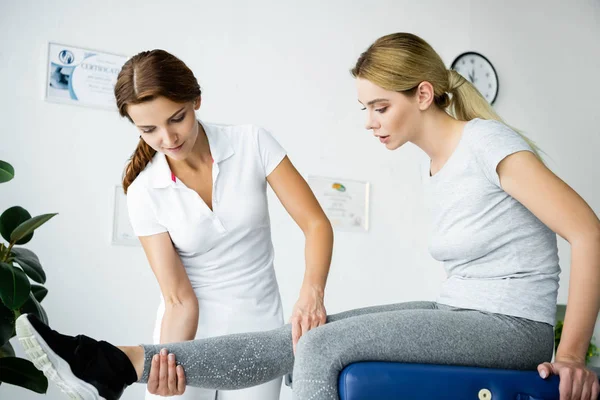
[127,121,285,338]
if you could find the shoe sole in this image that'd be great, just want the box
[16,314,106,400]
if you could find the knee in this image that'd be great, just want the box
[294,326,344,380]
[296,326,331,359]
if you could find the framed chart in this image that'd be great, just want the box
[307,176,370,232]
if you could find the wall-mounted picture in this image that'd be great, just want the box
[112,185,139,246]
[307,176,370,232]
[46,42,127,110]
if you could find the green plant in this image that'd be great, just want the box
[554,320,599,364]
[0,160,57,394]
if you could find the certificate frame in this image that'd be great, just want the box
[46,42,128,110]
[307,175,370,232]
[111,185,140,247]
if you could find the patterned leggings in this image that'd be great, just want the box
[140,301,554,400]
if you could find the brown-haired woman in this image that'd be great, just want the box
[112,49,333,400]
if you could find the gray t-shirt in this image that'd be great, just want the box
[424,118,560,325]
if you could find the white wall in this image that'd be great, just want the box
[1,0,599,399]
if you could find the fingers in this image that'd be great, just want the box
[291,305,327,355]
[557,364,599,400]
[574,371,600,400]
[167,353,186,395]
[300,317,310,340]
[316,312,326,327]
[148,349,186,396]
[292,315,318,352]
[147,354,160,394]
[559,374,572,400]
[581,382,591,400]
[539,361,600,400]
[312,313,325,329]
[307,307,326,332]
[592,378,600,400]
[168,353,177,394]
[537,362,553,379]
[177,364,187,395]
[579,369,598,400]
[159,348,168,392]
[570,368,584,400]
[291,318,301,354]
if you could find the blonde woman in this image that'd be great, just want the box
[17,33,600,400]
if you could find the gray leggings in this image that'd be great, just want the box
[140,301,554,400]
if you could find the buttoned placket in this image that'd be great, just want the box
[209,160,226,233]
[170,159,227,234]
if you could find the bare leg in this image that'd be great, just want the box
[118,346,145,380]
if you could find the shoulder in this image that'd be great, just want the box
[127,176,146,196]
[467,118,522,140]
[204,121,263,138]
[126,158,158,199]
[126,178,150,207]
[463,119,536,186]
[204,122,274,151]
[465,118,532,152]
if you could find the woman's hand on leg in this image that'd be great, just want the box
[290,285,327,354]
[147,349,187,396]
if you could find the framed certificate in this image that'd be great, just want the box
[111,185,140,246]
[307,176,370,232]
[46,43,128,110]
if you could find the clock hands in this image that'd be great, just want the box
[468,68,476,83]
[452,52,496,104]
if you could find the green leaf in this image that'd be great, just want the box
[11,248,46,284]
[0,207,33,245]
[0,357,48,393]
[31,285,48,303]
[20,294,48,325]
[0,161,14,184]
[0,341,15,357]
[10,213,57,244]
[0,300,14,345]
[0,263,31,310]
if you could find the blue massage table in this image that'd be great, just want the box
[338,362,566,400]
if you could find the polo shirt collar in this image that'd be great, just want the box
[146,151,173,189]
[202,120,234,165]
[146,120,234,189]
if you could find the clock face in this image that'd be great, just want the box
[451,52,499,104]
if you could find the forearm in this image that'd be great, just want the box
[159,298,199,344]
[301,218,334,293]
[557,234,600,362]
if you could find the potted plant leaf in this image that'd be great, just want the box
[0,159,57,394]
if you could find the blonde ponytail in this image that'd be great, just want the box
[351,33,542,159]
[446,70,541,158]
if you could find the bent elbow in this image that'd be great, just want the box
[164,292,198,311]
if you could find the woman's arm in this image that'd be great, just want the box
[267,156,334,351]
[497,150,600,399]
[139,233,199,344]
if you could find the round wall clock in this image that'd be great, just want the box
[451,51,499,104]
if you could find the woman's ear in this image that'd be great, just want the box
[194,96,202,110]
[416,81,435,111]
